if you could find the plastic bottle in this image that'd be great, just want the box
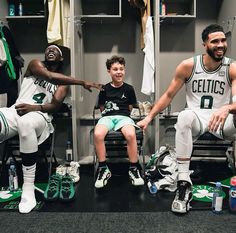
[65,140,73,162]
[212,182,223,214]
[8,159,19,191]
[8,2,15,16]
[18,2,23,16]
[147,179,158,194]
[229,176,236,213]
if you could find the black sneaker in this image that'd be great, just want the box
[129,167,144,186]
[59,174,75,202]
[44,174,61,201]
[95,166,112,188]
[171,180,193,214]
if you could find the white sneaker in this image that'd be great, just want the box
[56,165,67,177]
[171,181,193,214]
[142,101,152,116]
[67,161,80,183]
[95,166,112,188]
[129,167,144,186]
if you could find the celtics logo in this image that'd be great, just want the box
[193,185,226,202]
[0,189,22,203]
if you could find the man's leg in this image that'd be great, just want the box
[121,125,144,186]
[94,124,111,188]
[17,113,46,213]
[172,110,201,214]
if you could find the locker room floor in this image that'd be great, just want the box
[1,159,233,213]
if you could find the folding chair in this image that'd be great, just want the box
[90,102,145,176]
[192,132,236,174]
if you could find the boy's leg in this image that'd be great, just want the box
[121,124,144,186]
[94,124,111,188]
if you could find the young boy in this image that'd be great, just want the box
[94,55,144,188]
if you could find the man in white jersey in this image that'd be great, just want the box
[137,24,236,214]
[0,44,102,213]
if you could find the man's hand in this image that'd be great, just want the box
[208,105,230,132]
[137,116,152,133]
[15,103,39,116]
[83,81,104,92]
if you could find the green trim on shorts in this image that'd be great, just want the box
[0,111,9,137]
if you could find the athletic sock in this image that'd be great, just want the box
[19,164,36,214]
[177,160,192,184]
[129,162,138,169]
[98,161,107,168]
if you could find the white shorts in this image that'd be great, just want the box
[0,107,54,146]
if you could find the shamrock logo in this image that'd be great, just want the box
[0,190,22,203]
[192,185,226,202]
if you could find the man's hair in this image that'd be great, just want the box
[106,55,125,70]
[201,24,225,42]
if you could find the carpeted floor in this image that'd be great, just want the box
[0,211,236,233]
[0,160,235,232]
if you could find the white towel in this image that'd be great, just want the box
[141,16,155,96]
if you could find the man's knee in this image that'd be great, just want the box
[17,118,34,138]
[175,110,196,132]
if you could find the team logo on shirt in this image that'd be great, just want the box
[102,101,119,114]
[219,71,225,76]
[121,93,127,99]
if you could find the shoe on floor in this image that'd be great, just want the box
[59,174,75,202]
[56,165,67,177]
[95,166,112,189]
[67,161,80,183]
[44,174,61,201]
[129,167,144,186]
[171,180,193,214]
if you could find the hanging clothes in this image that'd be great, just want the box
[47,0,70,48]
[0,25,24,106]
[141,16,155,96]
[140,0,150,49]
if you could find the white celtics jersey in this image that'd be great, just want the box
[15,75,58,105]
[186,55,232,110]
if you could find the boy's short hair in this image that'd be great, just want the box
[201,24,225,42]
[106,55,126,70]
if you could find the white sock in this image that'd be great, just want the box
[19,164,37,214]
[177,160,192,184]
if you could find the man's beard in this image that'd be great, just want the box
[44,60,63,72]
[206,47,226,62]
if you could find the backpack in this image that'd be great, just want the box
[0,27,16,80]
[145,145,178,192]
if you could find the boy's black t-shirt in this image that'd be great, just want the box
[98,82,137,117]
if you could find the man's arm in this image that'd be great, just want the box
[15,85,69,116]
[25,59,103,92]
[137,58,193,130]
[208,62,236,132]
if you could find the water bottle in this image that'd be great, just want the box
[147,179,158,194]
[18,2,23,16]
[8,3,15,16]
[65,140,73,162]
[8,159,18,191]
[212,182,223,214]
[229,176,236,213]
